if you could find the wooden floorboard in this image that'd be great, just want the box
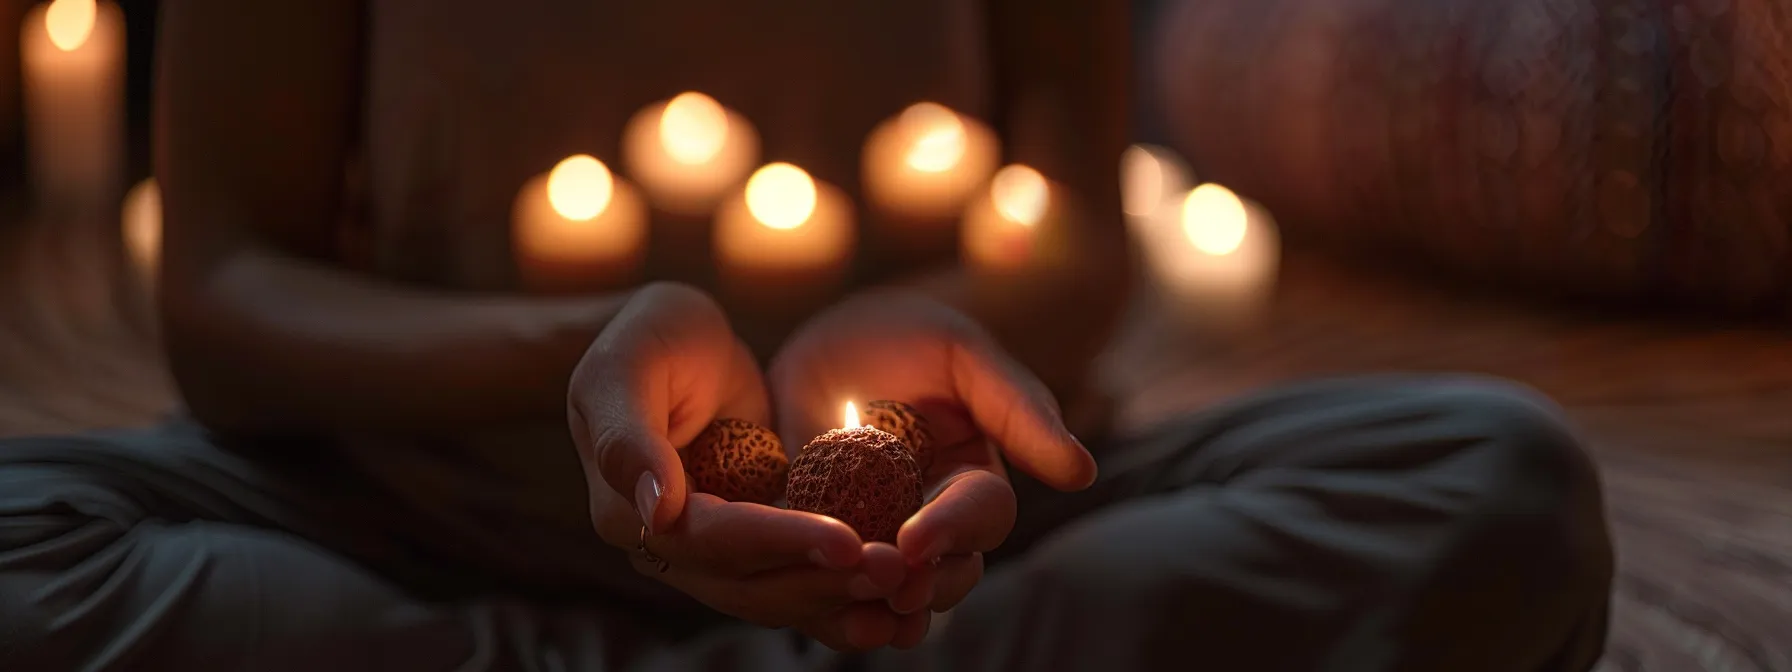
[2,211,1789,669]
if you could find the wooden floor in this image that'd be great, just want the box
[2,211,1789,671]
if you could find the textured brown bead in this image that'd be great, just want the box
[786,426,923,543]
[863,400,934,471]
[684,419,790,505]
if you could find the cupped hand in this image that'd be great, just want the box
[770,289,1099,644]
[567,282,909,649]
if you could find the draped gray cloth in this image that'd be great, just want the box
[0,375,1612,671]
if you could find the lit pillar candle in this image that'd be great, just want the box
[961,164,1054,273]
[21,0,124,213]
[714,162,854,356]
[862,102,999,222]
[714,162,854,280]
[511,154,648,293]
[120,177,160,284]
[1147,183,1281,333]
[622,92,760,215]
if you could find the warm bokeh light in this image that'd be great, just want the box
[546,154,614,221]
[844,402,861,429]
[512,161,647,291]
[1181,183,1249,256]
[121,177,161,274]
[45,0,96,51]
[990,164,1048,226]
[659,92,729,166]
[900,103,967,173]
[745,163,818,230]
[1122,145,1167,217]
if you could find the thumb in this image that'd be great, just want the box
[567,283,732,534]
[949,338,1098,491]
[572,404,687,536]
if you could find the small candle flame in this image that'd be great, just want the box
[1180,183,1248,256]
[546,154,615,221]
[745,162,817,230]
[990,164,1048,227]
[46,0,97,52]
[659,92,729,166]
[843,402,861,429]
[901,103,967,173]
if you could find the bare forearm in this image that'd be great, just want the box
[162,250,631,438]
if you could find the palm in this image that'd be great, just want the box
[771,291,1095,566]
[771,292,1003,484]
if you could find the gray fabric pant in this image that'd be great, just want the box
[0,375,1613,671]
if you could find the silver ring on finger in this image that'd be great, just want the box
[637,525,670,573]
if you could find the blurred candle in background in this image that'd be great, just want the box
[1148,182,1280,332]
[961,164,1051,272]
[512,154,647,292]
[714,162,853,278]
[21,0,124,213]
[120,176,159,282]
[861,102,999,221]
[1120,143,1192,246]
[622,92,760,215]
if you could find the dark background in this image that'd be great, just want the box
[2,0,1172,207]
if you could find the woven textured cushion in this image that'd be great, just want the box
[1153,0,1792,314]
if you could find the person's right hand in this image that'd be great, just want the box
[568,282,911,650]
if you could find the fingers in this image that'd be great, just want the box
[897,469,1017,566]
[786,545,912,651]
[949,338,1098,491]
[569,282,763,534]
[691,566,887,628]
[639,494,864,576]
[587,425,687,536]
[857,542,911,594]
[892,611,932,649]
[887,560,936,615]
[930,553,983,612]
[800,602,901,653]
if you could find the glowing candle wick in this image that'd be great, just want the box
[546,154,615,222]
[745,162,818,230]
[45,0,97,52]
[990,164,1048,227]
[1181,183,1249,256]
[901,103,967,173]
[659,92,729,166]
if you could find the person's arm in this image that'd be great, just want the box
[909,0,1133,401]
[156,0,628,439]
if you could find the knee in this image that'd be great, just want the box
[1422,377,1602,507]
[1419,377,1614,594]
[1385,378,1616,665]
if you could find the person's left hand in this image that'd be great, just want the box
[769,289,1098,648]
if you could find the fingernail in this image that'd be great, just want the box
[635,473,662,533]
[849,574,882,601]
[808,547,850,570]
